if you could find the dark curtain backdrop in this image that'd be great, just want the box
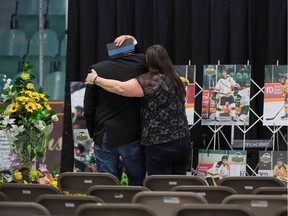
[61,0,287,172]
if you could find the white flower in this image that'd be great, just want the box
[3,78,12,90]
[1,93,9,102]
[10,125,25,135]
[5,131,18,142]
[51,114,59,122]
[1,116,15,127]
[34,120,45,131]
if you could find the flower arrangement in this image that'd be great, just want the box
[0,63,59,185]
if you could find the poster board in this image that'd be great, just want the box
[197,149,247,186]
[70,82,94,172]
[0,130,10,171]
[174,65,196,125]
[201,65,251,125]
[258,151,287,186]
[263,65,288,126]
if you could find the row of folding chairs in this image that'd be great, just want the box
[56,172,286,194]
[0,173,286,203]
[0,182,286,204]
[0,192,287,216]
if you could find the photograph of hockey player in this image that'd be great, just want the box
[205,155,229,186]
[202,65,251,125]
[279,75,288,119]
[263,65,288,126]
[273,155,288,186]
[235,84,250,123]
[214,68,238,122]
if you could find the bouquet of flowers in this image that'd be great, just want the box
[0,63,59,185]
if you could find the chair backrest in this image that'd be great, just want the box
[0,29,27,57]
[18,0,47,15]
[0,183,61,201]
[143,175,207,191]
[43,71,65,101]
[0,191,9,201]
[29,29,59,57]
[57,172,121,194]
[47,0,66,15]
[36,194,104,216]
[172,203,254,216]
[0,201,50,216]
[222,194,287,216]
[87,185,150,203]
[60,34,67,56]
[75,203,157,216]
[171,185,237,203]
[219,176,284,194]
[274,207,288,216]
[252,187,288,195]
[17,0,48,40]
[132,191,207,216]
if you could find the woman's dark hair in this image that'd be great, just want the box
[145,44,185,101]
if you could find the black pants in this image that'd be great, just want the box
[145,136,192,175]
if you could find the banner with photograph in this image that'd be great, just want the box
[197,149,247,186]
[201,65,251,126]
[70,82,95,172]
[174,65,196,125]
[263,65,288,126]
[258,151,287,186]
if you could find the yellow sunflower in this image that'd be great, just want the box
[25,102,37,112]
[16,96,29,102]
[44,102,52,111]
[9,102,19,113]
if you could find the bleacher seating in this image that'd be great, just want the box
[43,71,65,101]
[0,29,27,78]
[58,34,67,72]
[16,0,47,40]
[46,0,66,40]
[25,29,59,83]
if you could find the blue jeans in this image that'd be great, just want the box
[145,136,192,175]
[94,133,146,186]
